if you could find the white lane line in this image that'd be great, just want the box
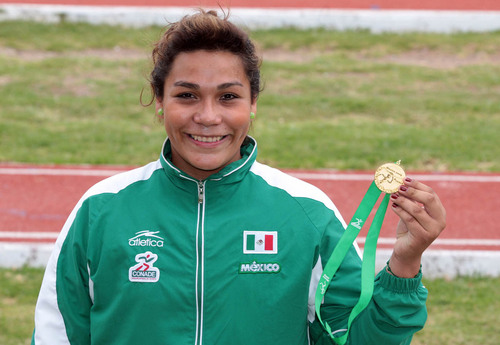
[2,5,500,34]
[1,167,499,182]
[357,237,500,246]
[0,167,126,177]
[290,172,500,183]
[0,231,59,239]
[1,232,499,247]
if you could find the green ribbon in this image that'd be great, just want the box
[315,181,390,344]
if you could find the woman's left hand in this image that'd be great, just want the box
[388,177,447,278]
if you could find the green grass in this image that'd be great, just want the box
[0,21,499,171]
[412,277,500,345]
[0,268,44,345]
[1,267,499,345]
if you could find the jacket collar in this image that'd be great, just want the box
[159,136,258,185]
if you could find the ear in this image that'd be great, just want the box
[155,99,164,119]
[250,100,257,118]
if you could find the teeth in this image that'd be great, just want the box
[191,135,224,143]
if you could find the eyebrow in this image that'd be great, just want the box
[173,81,200,90]
[172,81,244,90]
[217,82,244,90]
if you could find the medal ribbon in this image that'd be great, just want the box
[315,181,390,345]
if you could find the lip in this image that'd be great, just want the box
[188,134,228,145]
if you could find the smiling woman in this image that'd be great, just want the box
[158,50,256,180]
[148,10,260,179]
[31,9,446,345]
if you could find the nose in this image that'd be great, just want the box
[193,100,222,126]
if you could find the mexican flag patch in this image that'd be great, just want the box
[243,231,278,254]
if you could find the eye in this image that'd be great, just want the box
[220,93,238,101]
[176,92,196,99]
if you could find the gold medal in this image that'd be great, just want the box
[374,160,406,194]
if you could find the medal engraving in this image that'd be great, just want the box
[374,161,406,193]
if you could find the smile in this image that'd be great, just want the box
[190,135,226,143]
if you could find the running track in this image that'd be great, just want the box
[1,1,499,276]
[1,164,499,277]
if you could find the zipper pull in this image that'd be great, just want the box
[198,181,204,203]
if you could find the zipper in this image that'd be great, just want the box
[198,181,204,204]
[195,180,206,345]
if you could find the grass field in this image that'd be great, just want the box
[1,268,499,345]
[0,21,499,171]
[1,20,500,344]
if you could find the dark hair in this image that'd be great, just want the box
[149,9,261,102]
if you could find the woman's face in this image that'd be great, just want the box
[157,50,257,180]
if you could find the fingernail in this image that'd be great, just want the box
[405,177,412,183]
[391,194,399,200]
[400,185,408,192]
[391,203,398,208]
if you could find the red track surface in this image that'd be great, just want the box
[1,163,499,252]
[2,0,500,10]
[1,1,499,257]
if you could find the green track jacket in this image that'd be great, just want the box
[32,137,428,345]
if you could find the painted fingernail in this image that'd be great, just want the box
[391,194,399,200]
[391,203,398,208]
[400,185,408,192]
[405,177,412,183]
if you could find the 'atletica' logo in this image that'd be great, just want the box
[129,230,164,247]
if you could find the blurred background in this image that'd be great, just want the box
[1,1,499,344]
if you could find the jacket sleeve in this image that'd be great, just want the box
[32,198,94,345]
[309,211,428,345]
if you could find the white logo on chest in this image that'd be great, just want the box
[128,230,164,247]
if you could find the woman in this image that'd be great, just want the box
[32,10,446,345]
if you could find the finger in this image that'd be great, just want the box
[390,193,436,234]
[402,177,433,193]
[390,202,436,246]
[399,178,446,222]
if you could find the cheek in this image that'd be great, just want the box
[163,119,184,142]
[162,109,185,137]
[230,112,252,133]
[163,121,172,137]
